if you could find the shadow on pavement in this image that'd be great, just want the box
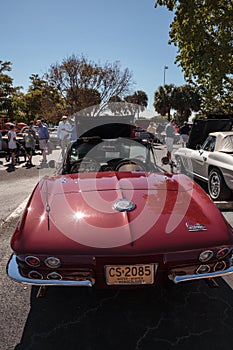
[15,279,233,350]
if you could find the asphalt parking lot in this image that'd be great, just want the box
[1,142,233,350]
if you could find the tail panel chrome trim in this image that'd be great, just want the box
[7,254,94,287]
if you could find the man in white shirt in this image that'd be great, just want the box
[8,124,17,166]
[57,116,72,157]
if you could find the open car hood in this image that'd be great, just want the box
[188,116,233,149]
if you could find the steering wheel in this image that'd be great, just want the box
[70,158,101,173]
[114,159,147,172]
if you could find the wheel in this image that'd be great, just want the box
[208,168,231,201]
[70,158,101,173]
[115,159,147,172]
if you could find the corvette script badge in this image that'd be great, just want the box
[186,222,207,232]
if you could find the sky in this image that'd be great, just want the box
[1,0,185,113]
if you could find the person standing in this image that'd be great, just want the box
[24,129,35,167]
[165,119,176,161]
[156,124,164,143]
[57,116,72,157]
[36,119,50,166]
[178,121,191,147]
[8,124,17,166]
[29,120,37,138]
[69,118,78,141]
[147,122,156,135]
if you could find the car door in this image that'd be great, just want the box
[190,136,216,181]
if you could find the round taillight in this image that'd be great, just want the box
[25,256,40,267]
[44,257,61,268]
[196,265,210,274]
[199,250,214,262]
[214,261,227,272]
[216,248,230,259]
[28,271,43,279]
[47,272,62,280]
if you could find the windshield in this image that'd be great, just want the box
[70,138,150,162]
[61,137,160,174]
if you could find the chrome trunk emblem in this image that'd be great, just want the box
[113,198,136,212]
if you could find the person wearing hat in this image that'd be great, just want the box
[57,116,72,157]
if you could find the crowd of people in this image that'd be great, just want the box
[0,116,77,170]
[1,116,190,170]
[146,119,191,163]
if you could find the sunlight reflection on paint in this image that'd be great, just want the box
[74,211,86,221]
[40,213,46,223]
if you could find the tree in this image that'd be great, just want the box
[124,90,148,118]
[45,55,134,115]
[153,84,174,120]
[124,90,148,108]
[24,74,65,124]
[155,0,233,111]
[0,60,22,120]
[153,84,201,123]
[171,85,201,123]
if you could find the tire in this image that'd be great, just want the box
[208,168,231,201]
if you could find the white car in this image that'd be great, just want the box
[175,131,233,201]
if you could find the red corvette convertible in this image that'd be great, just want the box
[7,122,233,291]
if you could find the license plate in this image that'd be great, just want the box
[105,264,156,285]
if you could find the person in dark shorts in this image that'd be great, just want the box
[36,119,50,166]
[24,129,35,167]
[178,121,191,147]
[8,124,17,166]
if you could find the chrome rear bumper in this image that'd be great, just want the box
[169,266,233,284]
[7,254,94,287]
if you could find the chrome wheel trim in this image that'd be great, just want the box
[209,171,221,199]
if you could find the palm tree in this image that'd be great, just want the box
[153,84,174,121]
[172,85,201,123]
[124,90,148,108]
[124,90,148,118]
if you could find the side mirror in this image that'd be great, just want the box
[48,160,56,168]
[161,156,169,165]
[196,144,201,150]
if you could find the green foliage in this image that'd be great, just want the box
[24,74,65,124]
[153,84,201,123]
[155,0,233,112]
[124,90,148,109]
[0,57,138,121]
[0,60,23,121]
[153,84,175,120]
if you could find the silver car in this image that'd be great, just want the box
[175,131,233,201]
